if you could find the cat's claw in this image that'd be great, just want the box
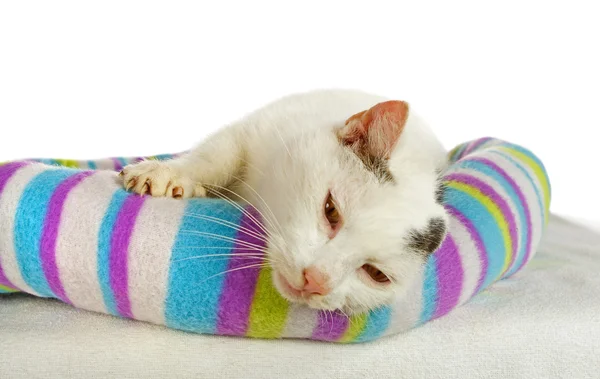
[120,160,205,199]
[125,177,137,192]
[140,180,150,196]
[172,186,184,199]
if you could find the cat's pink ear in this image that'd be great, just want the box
[337,100,409,160]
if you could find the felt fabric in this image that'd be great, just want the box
[0,137,551,342]
[2,215,596,379]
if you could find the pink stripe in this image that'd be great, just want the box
[111,158,124,171]
[460,137,493,157]
[312,310,349,341]
[445,173,518,279]
[110,194,146,318]
[446,205,488,294]
[40,171,95,304]
[432,235,463,318]
[217,206,265,336]
[0,162,30,290]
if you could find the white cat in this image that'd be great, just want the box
[121,89,449,315]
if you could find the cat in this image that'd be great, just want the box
[120,89,449,315]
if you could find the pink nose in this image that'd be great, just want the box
[303,266,331,296]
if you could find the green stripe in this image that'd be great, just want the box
[246,267,290,338]
[339,312,368,342]
[55,159,81,168]
[0,284,19,293]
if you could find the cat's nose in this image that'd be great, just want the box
[303,266,331,296]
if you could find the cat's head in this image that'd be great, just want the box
[255,100,448,315]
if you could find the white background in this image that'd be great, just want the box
[0,1,598,222]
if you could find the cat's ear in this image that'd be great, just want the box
[337,100,409,160]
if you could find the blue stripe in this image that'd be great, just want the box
[165,199,242,334]
[117,157,128,167]
[87,160,98,170]
[355,305,392,342]
[456,159,528,278]
[489,150,545,243]
[97,189,128,315]
[153,154,174,161]
[14,169,78,297]
[445,186,505,290]
[419,255,438,324]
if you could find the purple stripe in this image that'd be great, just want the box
[451,144,469,162]
[312,310,350,341]
[109,194,146,318]
[446,205,488,294]
[446,173,518,279]
[0,162,28,193]
[216,206,266,336]
[0,162,30,289]
[111,158,124,171]
[432,235,464,318]
[470,157,533,273]
[460,137,492,157]
[40,171,94,304]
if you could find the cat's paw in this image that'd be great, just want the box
[119,160,206,199]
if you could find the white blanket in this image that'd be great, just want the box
[1,215,599,379]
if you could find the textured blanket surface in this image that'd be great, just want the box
[0,137,551,342]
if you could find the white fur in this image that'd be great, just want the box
[122,89,448,314]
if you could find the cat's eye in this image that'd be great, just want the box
[362,264,390,284]
[324,192,341,230]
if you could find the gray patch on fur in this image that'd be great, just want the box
[356,153,395,184]
[407,217,447,256]
[435,181,447,205]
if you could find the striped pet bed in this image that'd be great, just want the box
[0,137,551,343]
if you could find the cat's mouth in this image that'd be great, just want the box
[273,271,304,300]
[272,271,341,312]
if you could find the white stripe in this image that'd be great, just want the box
[0,164,52,295]
[448,218,482,305]
[127,196,185,324]
[386,260,425,335]
[282,304,319,338]
[56,171,118,314]
[94,159,118,170]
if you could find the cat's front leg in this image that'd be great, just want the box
[120,124,247,199]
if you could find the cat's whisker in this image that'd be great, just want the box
[172,254,276,264]
[179,230,266,250]
[328,310,335,337]
[203,186,271,237]
[204,183,278,238]
[172,246,281,265]
[174,246,265,252]
[204,186,287,253]
[338,308,357,330]
[200,263,271,284]
[274,124,293,159]
[228,174,286,238]
[171,252,267,260]
[183,212,270,244]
